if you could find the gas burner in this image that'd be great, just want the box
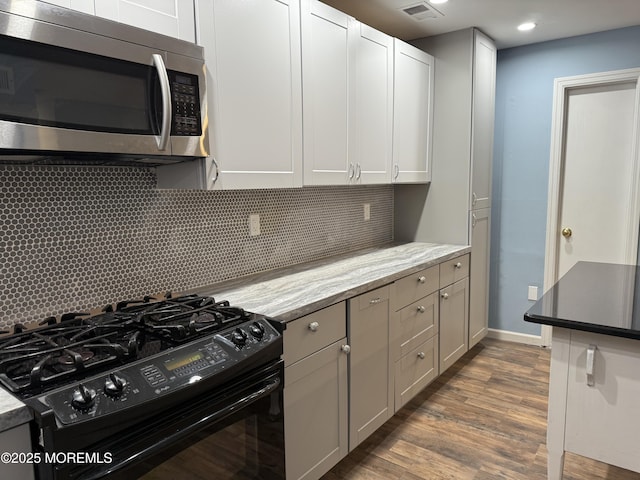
[0,295,261,396]
[57,350,95,365]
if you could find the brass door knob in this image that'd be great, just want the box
[562,227,572,238]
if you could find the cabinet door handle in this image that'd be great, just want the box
[472,213,477,228]
[308,321,319,332]
[210,157,220,185]
[355,163,362,180]
[369,297,383,305]
[472,192,477,207]
[341,344,351,354]
[586,344,597,387]
[394,164,399,179]
[441,292,449,300]
[418,276,426,284]
[455,262,462,269]
[417,305,426,313]
[417,352,425,359]
[348,163,355,180]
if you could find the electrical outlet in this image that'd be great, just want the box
[364,203,370,221]
[528,285,538,301]
[249,214,261,236]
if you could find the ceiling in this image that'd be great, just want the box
[320,0,640,49]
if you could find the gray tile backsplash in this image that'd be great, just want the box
[0,165,393,328]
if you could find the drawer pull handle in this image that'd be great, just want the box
[441,292,449,300]
[369,297,383,305]
[418,276,426,284]
[417,306,426,313]
[586,344,597,387]
[308,321,319,332]
[341,344,351,354]
[417,352,425,359]
[455,262,462,269]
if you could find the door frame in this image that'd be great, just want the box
[542,68,640,347]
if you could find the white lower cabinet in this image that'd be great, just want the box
[284,303,349,480]
[283,254,472,479]
[469,208,491,348]
[439,255,470,374]
[348,285,392,451]
[547,330,640,477]
[439,277,469,373]
[0,424,34,480]
[391,266,440,412]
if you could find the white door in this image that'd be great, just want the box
[543,69,640,345]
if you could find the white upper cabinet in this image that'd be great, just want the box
[39,0,94,14]
[40,0,196,42]
[392,39,434,184]
[470,30,496,209]
[95,0,195,42]
[301,0,351,186]
[349,21,394,184]
[197,0,303,190]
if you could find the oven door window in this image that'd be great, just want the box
[139,393,284,480]
[0,34,160,135]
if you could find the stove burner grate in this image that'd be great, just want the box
[0,295,253,396]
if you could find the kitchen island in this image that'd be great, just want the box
[525,261,640,480]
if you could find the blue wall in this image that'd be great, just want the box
[490,26,640,336]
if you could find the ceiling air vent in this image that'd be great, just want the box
[400,2,443,21]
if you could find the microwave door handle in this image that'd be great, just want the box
[152,53,171,151]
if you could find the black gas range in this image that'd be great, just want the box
[0,294,285,480]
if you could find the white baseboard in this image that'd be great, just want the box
[486,328,544,347]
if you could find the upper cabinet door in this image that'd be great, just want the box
[470,30,496,209]
[197,0,303,190]
[301,0,351,186]
[94,0,196,42]
[349,21,393,185]
[392,39,434,184]
[38,0,95,14]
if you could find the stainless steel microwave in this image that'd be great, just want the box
[0,0,208,163]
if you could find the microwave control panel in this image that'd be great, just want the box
[169,71,202,136]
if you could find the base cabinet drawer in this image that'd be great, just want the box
[284,339,349,480]
[283,302,346,366]
[392,264,439,311]
[391,292,438,361]
[439,253,470,288]
[394,336,438,411]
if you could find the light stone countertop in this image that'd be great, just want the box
[0,242,469,429]
[198,242,470,322]
[0,388,32,433]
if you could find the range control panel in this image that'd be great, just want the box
[41,317,280,425]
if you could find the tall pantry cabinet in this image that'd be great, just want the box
[395,28,496,349]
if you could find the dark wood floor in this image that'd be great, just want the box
[324,338,640,480]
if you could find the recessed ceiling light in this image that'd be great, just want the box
[517,22,536,31]
[430,0,448,4]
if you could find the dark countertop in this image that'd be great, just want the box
[524,261,640,340]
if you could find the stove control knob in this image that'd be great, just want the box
[231,328,248,347]
[104,373,127,397]
[249,322,265,340]
[71,384,97,411]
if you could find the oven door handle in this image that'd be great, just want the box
[85,376,281,480]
